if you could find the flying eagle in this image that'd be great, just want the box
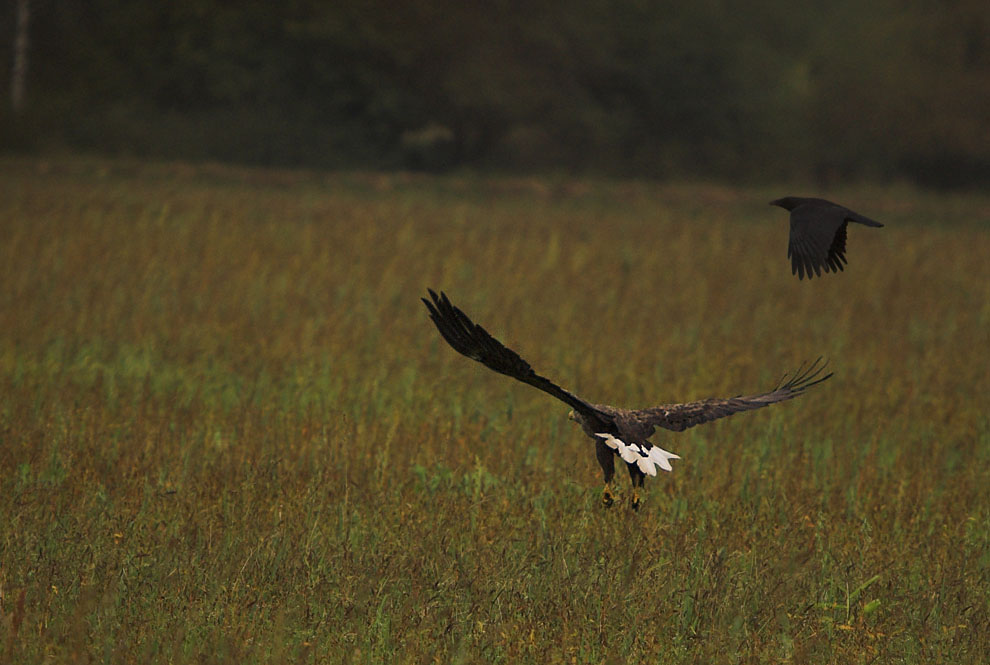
[770,197,883,280]
[423,289,832,509]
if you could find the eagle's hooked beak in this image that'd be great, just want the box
[567,410,577,422]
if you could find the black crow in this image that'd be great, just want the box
[771,197,883,279]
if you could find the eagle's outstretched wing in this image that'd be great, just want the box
[632,357,832,433]
[423,289,617,433]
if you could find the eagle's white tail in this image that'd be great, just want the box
[648,445,680,472]
[595,433,681,475]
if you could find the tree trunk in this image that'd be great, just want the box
[11,0,31,113]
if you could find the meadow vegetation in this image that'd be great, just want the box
[1,157,989,663]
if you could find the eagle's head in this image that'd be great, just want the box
[567,409,586,426]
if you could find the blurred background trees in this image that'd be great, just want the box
[2,0,988,185]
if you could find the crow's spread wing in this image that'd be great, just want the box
[423,289,617,433]
[631,358,832,433]
[788,204,847,279]
[785,199,883,279]
[825,222,848,274]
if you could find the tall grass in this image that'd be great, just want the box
[1,157,988,663]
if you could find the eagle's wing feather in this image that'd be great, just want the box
[423,290,617,433]
[634,358,832,433]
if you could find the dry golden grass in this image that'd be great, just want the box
[1,157,988,663]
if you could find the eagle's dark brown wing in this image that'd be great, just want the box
[630,358,832,433]
[423,289,617,434]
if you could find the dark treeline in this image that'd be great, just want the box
[3,0,988,184]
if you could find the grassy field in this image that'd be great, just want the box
[1,156,988,663]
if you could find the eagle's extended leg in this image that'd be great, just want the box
[627,464,646,511]
[595,439,616,507]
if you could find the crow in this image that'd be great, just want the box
[770,197,883,279]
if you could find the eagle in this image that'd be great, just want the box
[770,197,884,280]
[423,289,832,509]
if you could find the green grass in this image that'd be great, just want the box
[1,157,989,663]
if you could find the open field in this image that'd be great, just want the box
[1,157,989,663]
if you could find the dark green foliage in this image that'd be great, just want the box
[3,1,989,183]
